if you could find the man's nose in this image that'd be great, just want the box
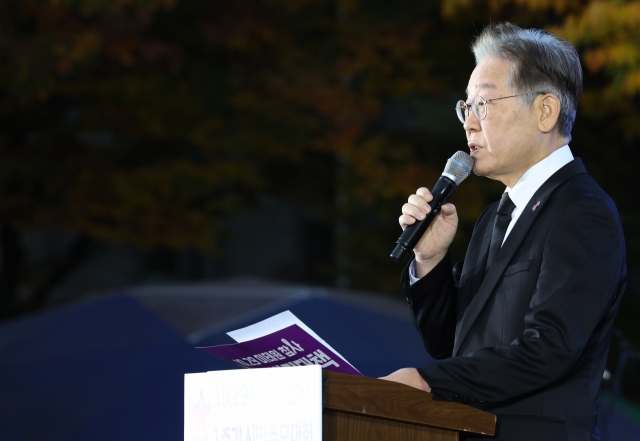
[463,109,481,132]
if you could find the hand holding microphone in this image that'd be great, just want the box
[390,151,475,266]
[399,188,459,272]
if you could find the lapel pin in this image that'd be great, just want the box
[532,201,541,211]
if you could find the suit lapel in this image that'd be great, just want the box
[454,207,495,342]
[452,158,587,356]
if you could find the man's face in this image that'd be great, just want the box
[464,57,542,188]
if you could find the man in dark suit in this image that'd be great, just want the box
[380,23,626,441]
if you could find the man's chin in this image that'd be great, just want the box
[472,165,488,177]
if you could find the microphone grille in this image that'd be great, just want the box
[442,151,475,186]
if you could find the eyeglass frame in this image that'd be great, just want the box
[455,93,543,124]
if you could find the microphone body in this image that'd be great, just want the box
[390,176,457,263]
[390,151,474,263]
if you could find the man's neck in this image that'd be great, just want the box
[501,139,569,188]
[507,145,572,192]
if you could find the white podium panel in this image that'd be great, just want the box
[185,365,322,441]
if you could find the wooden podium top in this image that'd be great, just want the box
[322,370,496,437]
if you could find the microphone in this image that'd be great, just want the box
[390,151,475,263]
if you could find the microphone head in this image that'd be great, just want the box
[442,151,474,186]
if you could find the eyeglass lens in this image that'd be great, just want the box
[455,97,488,123]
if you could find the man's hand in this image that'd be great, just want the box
[400,187,458,277]
[378,368,431,393]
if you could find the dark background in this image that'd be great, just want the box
[1,0,639,403]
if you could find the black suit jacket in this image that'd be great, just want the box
[403,159,626,441]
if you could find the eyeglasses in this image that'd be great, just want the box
[455,95,523,123]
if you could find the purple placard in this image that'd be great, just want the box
[197,324,362,376]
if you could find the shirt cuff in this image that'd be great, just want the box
[408,259,422,286]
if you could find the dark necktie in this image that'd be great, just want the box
[486,192,516,271]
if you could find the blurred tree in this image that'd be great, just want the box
[187,0,487,292]
[1,0,486,316]
[3,0,638,327]
[0,0,266,316]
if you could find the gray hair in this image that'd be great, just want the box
[472,22,583,140]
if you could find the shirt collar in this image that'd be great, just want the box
[506,145,574,211]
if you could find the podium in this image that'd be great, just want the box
[322,370,495,440]
[184,367,495,440]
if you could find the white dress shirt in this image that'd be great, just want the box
[409,145,574,284]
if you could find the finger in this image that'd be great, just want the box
[399,214,418,230]
[408,194,431,214]
[440,203,457,217]
[401,203,427,221]
[415,187,433,202]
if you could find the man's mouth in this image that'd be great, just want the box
[469,143,481,155]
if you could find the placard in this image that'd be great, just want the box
[197,310,361,375]
[198,324,361,375]
[185,365,322,441]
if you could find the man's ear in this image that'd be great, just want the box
[537,93,561,134]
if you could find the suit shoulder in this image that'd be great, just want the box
[555,173,619,216]
[549,174,625,253]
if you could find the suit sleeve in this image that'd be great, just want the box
[417,194,626,403]
[403,203,494,360]
[402,255,459,360]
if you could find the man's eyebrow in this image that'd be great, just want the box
[465,82,497,97]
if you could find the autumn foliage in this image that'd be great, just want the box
[1,0,639,304]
